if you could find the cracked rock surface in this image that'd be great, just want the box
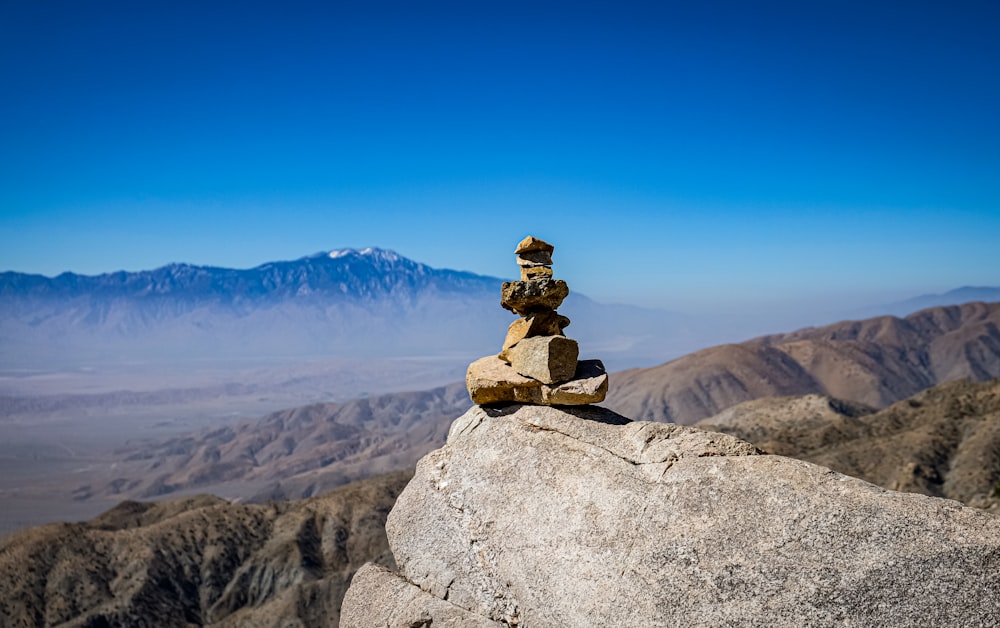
[342,404,1000,627]
[341,564,503,627]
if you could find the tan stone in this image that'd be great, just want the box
[514,235,554,255]
[499,312,570,360]
[466,356,543,405]
[509,335,578,384]
[520,266,553,281]
[466,357,608,405]
[516,250,553,266]
[500,279,568,315]
[541,359,608,404]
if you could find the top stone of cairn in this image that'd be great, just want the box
[514,236,555,255]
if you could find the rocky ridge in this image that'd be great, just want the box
[696,377,1000,511]
[605,300,1000,424]
[0,471,410,627]
[342,404,1000,627]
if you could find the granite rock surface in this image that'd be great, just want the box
[344,404,1000,627]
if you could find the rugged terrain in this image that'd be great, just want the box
[0,470,410,627]
[52,302,1000,517]
[75,383,472,503]
[6,380,1000,625]
[605,300,1000,424]
[697,378,1000,511]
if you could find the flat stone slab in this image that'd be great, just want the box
[514,235,554,254]
[466,356,607,405]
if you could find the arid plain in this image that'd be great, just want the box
[0,356,467,535]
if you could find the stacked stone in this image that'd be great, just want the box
[466,236,609,406]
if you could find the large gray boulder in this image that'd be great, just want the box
[341,404,1000,627]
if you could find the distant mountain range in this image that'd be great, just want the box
[2,249,997,372]
[0,248,497,364]
[1,248,491,304]
[0,248,693,370]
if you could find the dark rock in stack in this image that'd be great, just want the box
[466,236,608,405]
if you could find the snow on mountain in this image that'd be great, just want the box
[0,249,688,369]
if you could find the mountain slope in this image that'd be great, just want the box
[604,301,1000,424]
[696,378,1000,511]
[0,470,411,627]
[76,383,472,503]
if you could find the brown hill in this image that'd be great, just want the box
[0,470,410,627]
[696,378,1000,511]
[78,383,470,503]
[604,301,1000,424]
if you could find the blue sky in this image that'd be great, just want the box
[1,0,998,312]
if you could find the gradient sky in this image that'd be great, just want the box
[2,0,998,313]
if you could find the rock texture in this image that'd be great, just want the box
[507,335,579,384]
[467,236,608,405]
[500,278,569,315]
[341,564,503,628]
[605,300,1000,424]
[0,471,411,627]
[343,404,1000,627]
[697,378,1000,512]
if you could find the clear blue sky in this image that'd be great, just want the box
[1,0,998,312]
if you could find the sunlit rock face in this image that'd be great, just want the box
[342,404,1000,627]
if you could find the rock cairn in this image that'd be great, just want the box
[466,236,609,405]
